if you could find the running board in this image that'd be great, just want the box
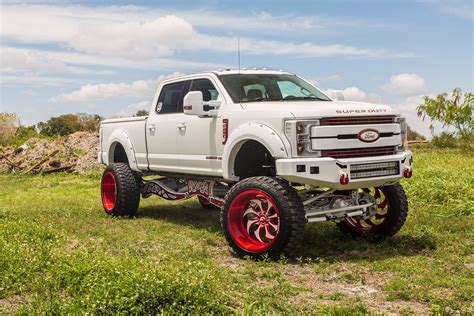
[141,179,224,208]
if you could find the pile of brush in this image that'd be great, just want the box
[0,132,103,174]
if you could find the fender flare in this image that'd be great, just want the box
[222,122,290,180]
[105,129,140,171]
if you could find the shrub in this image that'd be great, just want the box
[37,113,101,136]
[134,110,149,117]
[0,112,19,146]
[431,132,458,148]
[8,126,41,147]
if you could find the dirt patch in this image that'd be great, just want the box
[0,132,103,174]
[210,244,431,314]
[283,264,430,314]
[0,294,30,313]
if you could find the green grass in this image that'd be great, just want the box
[0,148,473,314]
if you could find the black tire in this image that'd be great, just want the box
[197,195,219,209]
[100,163,141,216]
[337,183,408,241]
[221,176,306,259]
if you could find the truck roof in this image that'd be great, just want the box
[163,68,294,83]
[212,68,294,76]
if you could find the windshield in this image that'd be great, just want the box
[218,73,331,103]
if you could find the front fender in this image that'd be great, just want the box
[222,122,290,180]
[105,129,140,171]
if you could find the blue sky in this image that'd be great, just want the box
[1,0,473,137]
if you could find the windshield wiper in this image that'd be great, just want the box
[241,98,281,102]
[283,96,330,101]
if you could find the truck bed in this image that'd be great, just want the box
[99,116,149,170]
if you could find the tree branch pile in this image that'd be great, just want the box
[0,132,103,174]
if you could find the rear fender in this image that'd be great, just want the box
[105,129,139,171]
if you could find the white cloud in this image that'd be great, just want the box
[326,74,341,81]
[0,5,413,60]
[326,87,383,103]
[427,0,474,21]
[114,100,150,118]
[392,95,434,138]
[1,46,226,76]
[441,5,474,20]
[0,75,87,87]
[51,80,156,103]
[51,73,183,103]
[0,47,113,75]
[180,10,394,33]
[383,73,428,96]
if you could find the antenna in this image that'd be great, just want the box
[238,36,241,73]
[237,36,242,103]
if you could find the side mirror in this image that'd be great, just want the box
[183,91,220,117]
[183,91,204,116]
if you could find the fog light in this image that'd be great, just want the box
[296,164,306,173]
[403,167,412,179]
[297,144,305,155]
[339,172,349,185]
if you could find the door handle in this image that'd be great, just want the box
[177,123,186,130]
[147,124,155,131]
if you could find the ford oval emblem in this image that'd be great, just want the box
[358,129,380,143]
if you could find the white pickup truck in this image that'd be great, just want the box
[99,69,413,258]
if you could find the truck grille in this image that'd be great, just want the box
[321,116,395,126]
[350,161,400,179]
[321,146,397,159]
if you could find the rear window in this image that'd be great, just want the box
[156,81,187,114]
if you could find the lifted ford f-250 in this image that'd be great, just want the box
[99,69,413,258]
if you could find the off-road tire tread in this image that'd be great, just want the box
[221,176,306,259]
[103,163,141,216]
[337,183,408,240]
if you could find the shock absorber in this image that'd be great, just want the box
[262,152,275,176]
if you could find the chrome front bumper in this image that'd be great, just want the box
[276,150,413,189]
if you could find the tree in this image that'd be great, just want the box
[0,112,19,146]
[38,114,81,136]
[417,88,473,149]
[134,110,149,117]
[37,113,102,136]
[407,126,426,141]
[77,113,102,132]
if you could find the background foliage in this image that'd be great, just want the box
[417,88,473,149]
[0,112,19,146]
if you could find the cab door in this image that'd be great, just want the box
[146,80,188,173]
[176,78,223,176]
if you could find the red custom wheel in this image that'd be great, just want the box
[101,172,117,213]
[337,184,408,239]
[344,187,389,232]
[227,190,280,252]
[100,163,140,216]
[221,176,305,259]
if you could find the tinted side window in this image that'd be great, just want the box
[189,79,219,102]
[156,81,186,114]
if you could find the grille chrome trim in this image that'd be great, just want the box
[321,116,395,126]
[321,146,397,159]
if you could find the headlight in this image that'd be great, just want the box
[396,116,408,151]
[284,120,321,156]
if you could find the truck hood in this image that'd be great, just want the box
[240,100,395,118]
